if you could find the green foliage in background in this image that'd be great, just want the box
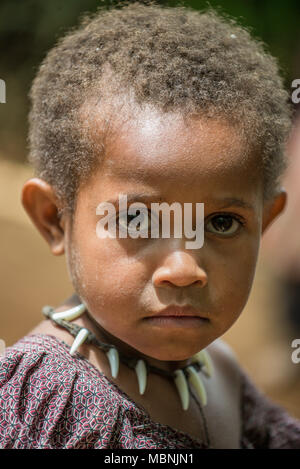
[0,0,299,162]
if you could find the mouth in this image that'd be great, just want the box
[149,305,209,319]
[144,305,210,328]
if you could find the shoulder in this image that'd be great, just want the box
[206,339,300,448]
[207,337,239,361]
[201,339,243,447]
[206,338,242,381]
[0,334,126,449]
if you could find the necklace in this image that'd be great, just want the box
[42,302,214,447]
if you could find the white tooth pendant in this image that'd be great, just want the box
[106,348,119,378]
[135,359,147,395]
[186,366,207,407]
[192,349,214,378]
[52,303,86,322]
[173,369,189,411]
[69,328,89,356]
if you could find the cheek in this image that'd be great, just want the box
[211,237,259,328]
[69,231,148,308]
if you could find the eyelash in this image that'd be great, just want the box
[116,209,153,234]
[205,212,246,238]
[115,210,246,238]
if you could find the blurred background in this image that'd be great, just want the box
[0,0,300,419]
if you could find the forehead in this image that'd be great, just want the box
[81,101,261,198]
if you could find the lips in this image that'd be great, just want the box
[149,305,209,320]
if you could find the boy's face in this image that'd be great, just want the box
[23,103,286,362]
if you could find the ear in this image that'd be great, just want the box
[21,178,66,255]
[261,188,287,234]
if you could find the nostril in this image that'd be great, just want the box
[194,279,206,286]
[159,280,174,287]
[158,278,206,288]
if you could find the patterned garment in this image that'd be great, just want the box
[0,334,299,449]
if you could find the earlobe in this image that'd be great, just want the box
[261,188,287,234]
[21,178,66,255]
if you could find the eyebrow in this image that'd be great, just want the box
[211,197,254,211]
[104,193,163,205]
[103,193,254,210]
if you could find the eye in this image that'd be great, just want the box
[205,213,245,237]
[117,207,158,236]
[118,210,146,232]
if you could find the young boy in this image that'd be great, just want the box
[0,1,299,449]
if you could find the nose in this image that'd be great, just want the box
[152,250,208,288]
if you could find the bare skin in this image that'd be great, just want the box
[22,102,286,448]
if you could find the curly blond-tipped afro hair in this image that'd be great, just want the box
[28,0,292,215]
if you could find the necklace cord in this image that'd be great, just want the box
[42,305,212,447]
[189,385,211,447]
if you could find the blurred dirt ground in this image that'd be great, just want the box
[0,158,299,419]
